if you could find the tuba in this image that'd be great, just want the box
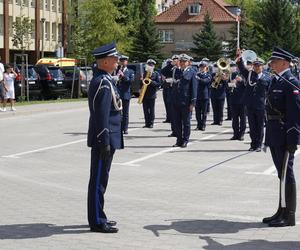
[138,64,154,104]
[211,58,230,88]
[241,50,257,64]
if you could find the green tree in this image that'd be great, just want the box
[70,0,126,63]
[254,0,300,56]
[191,13,223,61]
[128,0,162,63]
[12,14,33,98]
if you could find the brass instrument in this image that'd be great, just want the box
[138,64,154,104]
[241,50,257,64]
[211,58,230,88]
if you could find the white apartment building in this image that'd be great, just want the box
[156,0,180,14]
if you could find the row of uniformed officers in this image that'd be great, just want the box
[87,42,300,233]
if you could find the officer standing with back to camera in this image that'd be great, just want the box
[263,47,300,227]
[194,60,212,131]
[236,50,271,152]
[172,54,197,148]
[114,55,134,135]
[210,68,228,126]
[227,67,246,141]
[141,59,161,128]
[87,42,123,233]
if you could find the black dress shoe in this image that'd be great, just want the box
[173,143,182,147]
[168,133,176,137]
[225,118,231,121]
[200,127,205,131]
[90,223,118,233]
[230,136,238,140]
[163,120,170,123]
[149,124,153,128]
[211,122,218,125]
[238,136,244,141]
[218,122,223,126]
[106,220,117,227]
[268,213,295,227]
[143,125,149,128]
[256,147,262,152]
[194,127,200,130]
[181,142,188,148]
[248,147,255,151]
[123,131,128,135]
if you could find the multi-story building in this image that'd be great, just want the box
[156,0,180,14]
[0,0,68,64]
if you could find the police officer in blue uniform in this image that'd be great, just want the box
[195,61,212,131]
[141,59,161,128]
[237,53,271,152]
[228,70,246,140]
[225,62,237,121]
[114,55,134,134]
[87,42,123,233]
[210,70,228,125]
[172,54,197,147]
[263,47,300,227]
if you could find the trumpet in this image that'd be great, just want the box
[138,64,154,104]
[211,58,230,88]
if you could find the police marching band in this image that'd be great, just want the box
[87,41,300,233]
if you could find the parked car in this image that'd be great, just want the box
[79,66,93,97]
[34,64,68,99]
[14,64,41,100]
[60,66,93,98]
[127,63,145,97]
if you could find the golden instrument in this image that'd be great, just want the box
[138,64,154,104]
[211,58,230,89]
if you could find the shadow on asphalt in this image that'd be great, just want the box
[199,236,300,250]
[124,135,167,140]
[0,224,90,239]
[144,219,265,237]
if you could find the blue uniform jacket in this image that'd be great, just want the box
[117,67,134,100]
[142,71,161,99]
[237,59,271,110]
[87,70,123,150]
[229,78,246,105]
[174,66,197,106]
[195,72,212,100]
[210,75,227,100]
[265,70,300,147]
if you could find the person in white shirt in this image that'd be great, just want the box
[2,64,17,112]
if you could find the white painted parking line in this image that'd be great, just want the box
[246,150,300,176]
[1,139,87,158]
[114,129,232,167]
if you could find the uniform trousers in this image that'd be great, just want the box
[195,99,209,128]
[163,87,171,121]
[143,98,155,126]
[121,99,130,132]
[211,98,225,124]
[231,104,246,138]
[226,95,232,120]
[173,105,191,144]
[88,147,115,227]
[270,146,295,184]
[247,107,265,148]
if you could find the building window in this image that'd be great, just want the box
[58,0,62,12]
[30,0,35,7]
[0,15,3,35]
[159,30,174,43]
[58,23,62,42]
[52,22,57,40]
[45,0,50,10]
[23,0,28,6]
[40,0,44,9]
[9,16,13,37]
[45,21,50,40]
[16,0,22,5]
[188,4,201,15]
[52,0,57,11]
[31,20,35,39]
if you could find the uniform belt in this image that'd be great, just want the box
[267,114,284,120]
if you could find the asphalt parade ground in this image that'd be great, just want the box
[0,92,300,250]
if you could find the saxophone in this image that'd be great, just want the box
[138,64,154,104]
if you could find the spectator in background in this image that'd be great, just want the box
[2,64,17,112]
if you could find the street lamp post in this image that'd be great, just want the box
[41,18,46,58]
[236,8,241,50]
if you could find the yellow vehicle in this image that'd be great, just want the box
[36,57,76,67]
